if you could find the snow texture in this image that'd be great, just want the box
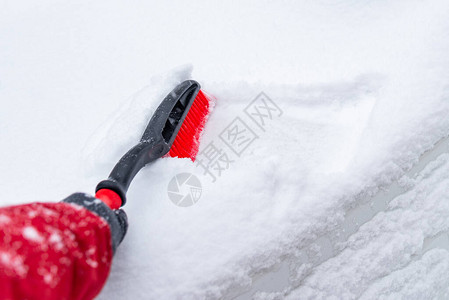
[1,0,449,299]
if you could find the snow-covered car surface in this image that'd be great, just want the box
[1,1,449,299]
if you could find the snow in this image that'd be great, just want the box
[285,152,449,299]
[0,251,28,277]
[22,226,44,243]
[1,0,449,299]
[0,214,11,224]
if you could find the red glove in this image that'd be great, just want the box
[0,193,127,300]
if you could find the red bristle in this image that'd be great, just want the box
[168,90,211,161]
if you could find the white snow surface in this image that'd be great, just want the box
[1,1,449,299]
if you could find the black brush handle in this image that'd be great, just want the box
[96,140,168,205]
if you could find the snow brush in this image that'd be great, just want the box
[95,80,211,209]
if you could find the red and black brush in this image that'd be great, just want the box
[95,80,212,210]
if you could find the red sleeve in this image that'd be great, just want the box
[0,202,113,300]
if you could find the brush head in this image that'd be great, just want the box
[167,89,211,161]
[96,80,212,208]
